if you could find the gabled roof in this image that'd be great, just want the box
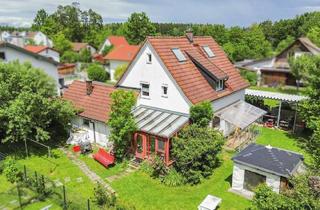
[107,36,129,47]
[63,80,116,122]
[296,37,320,54]
[71,42,93,52]
[139,36,248,104]
[24,45,48,53]
[0,41,59,65]
[232,143,304,177]
[104,45,140,62]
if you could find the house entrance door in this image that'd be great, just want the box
[135,133,146,159]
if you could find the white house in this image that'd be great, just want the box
[63,80,115,147]
[231,143,305,196]
[24,45,60,62]
[117,33,265,136]
[71,42,97,55]
[26,31,53,47]
[0,31,11,42]
[0,42,61,94]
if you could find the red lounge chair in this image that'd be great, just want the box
[93,148,115,168]
[73,145,81,152]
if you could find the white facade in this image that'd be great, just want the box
[99,39,112,54]
[106,60,129,82]
[38,48,60,62]
[33,32,53,47]
[118,42,191,114]
[72,116,111,147]
[0,45,60,94]
[0,31,11,42]
[232,163,281,194]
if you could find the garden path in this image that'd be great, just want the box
[59,147,116,194]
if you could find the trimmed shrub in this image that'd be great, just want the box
[190,101,213,127]
[87,63,109,82]
[163,168,185,187]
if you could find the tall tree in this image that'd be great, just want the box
[52,32,72,54]
[0,61,75,143]
[307,26,320,47]
[31,9,49,31]
[125,12,156,44]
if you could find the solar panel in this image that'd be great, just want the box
[172,48,187,62]
[202,46,215,57]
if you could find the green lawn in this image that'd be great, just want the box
[256,127,312,164]
[0,148,98,209]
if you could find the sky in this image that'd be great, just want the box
[0,0,320,27]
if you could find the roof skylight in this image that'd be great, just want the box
[202,46,215,57]
[172,48,187,62]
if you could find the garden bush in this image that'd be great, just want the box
[190,101,213,127]
[151,156,168,179]
[162,168,185,187]
[114,64,128,81]
[87,63,109,82]
[240,69,257,86]
[172,125,224,185]
[3,157,22,183]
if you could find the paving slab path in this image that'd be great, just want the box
[105,160,140,182]
[59,148,116,194]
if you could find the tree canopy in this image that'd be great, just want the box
[0,61,75,143]
[190,101,213,127]
[87,63,109,82]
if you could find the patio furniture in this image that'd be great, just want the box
[73,145,81,152]
[264,119,274,128]
[198,195,222,210]
[93,148,115,168]
[80,142,92,154]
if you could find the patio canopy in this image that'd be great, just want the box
[215,100,267,129]
[245,89,307,102]
[132,105,189,138]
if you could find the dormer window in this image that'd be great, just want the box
[147,53,152,64]
[202,46,215,57]
[216,80,224,91]
[172,48,186,62]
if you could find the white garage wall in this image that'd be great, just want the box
[232,162,281,193]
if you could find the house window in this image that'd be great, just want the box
[161,84,168,97]
[157,139,165,152]
[244,170,266,192]
[0,52,5,60]
[140,82,150,97]
[147,53,152,64]
[202,46,215,57]
[83,119,90,127]
[172,48,186,62]
[216,80,224,91]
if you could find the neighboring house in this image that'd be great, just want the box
[0,42,61,94]
[231,143,305,196]
[99,35,129,54]
[71,42,97,55]
[63,80,115,146]
[104,44,139,81]
[25,31,53,47]
[236,37,320,86]
[0,31,11,42]
[24,45,60,62]
[117,33,266,165]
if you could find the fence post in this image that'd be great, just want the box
[63,185,67,210]
[41,175,45,190]
[23,165,27,182]
[34,171,38,188]
[87,199,90,210]
[17,184,22,210]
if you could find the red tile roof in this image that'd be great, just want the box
[24,45,48,53]
[104,45,140,62]
[146,36,249,104]
[63,80,116,122]
[107,36,129,47]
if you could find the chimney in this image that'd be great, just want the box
[186,28,193,43]
[86,80,93,95]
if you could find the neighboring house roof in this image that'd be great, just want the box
[63,80,116,122]
[232,143,304,177]
[24,45,48,53]
[0,41,59,65]
[107,36,129,47]
[130,36,249,104]
[25,31,38,39]
[245,89,307,102]
[71,42,93,52]
[289,37,320,55]
[104,45,140,62]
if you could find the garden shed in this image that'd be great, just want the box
[231,143,305,196]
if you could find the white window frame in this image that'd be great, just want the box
[140,82,150,98]
[216,80,224,91]
[172,48,187,62]
[147,53,152,64]
[161,84,168,98]
[202,46,215,57]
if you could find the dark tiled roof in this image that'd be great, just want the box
[232,143,304,177]
[147,36,249,104]
[63,80,116,122]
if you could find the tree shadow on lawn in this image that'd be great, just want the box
[224,174,232,187]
